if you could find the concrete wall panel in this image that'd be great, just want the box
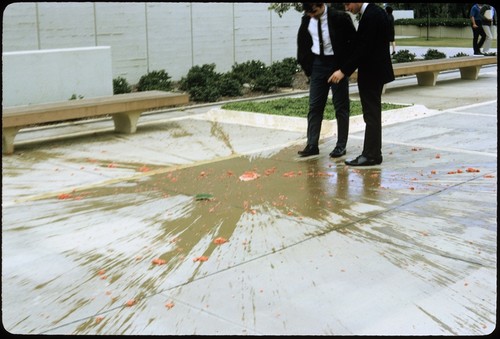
[37,2,96,49]
[145,3,193,80]
[271,9,302,64]
[234,3,272,65]
[2,2,303,85]
[94,2,148,83]
[2,47,113,107]
[191,3,234,73]
[2,3,39,51]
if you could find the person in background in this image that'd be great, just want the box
[329,3,395,167]
[470,3,487,55]
[386,5,396,55]
[480,3,496,55]
[296,3,356,158]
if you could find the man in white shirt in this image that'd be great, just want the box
[296,3,356,158]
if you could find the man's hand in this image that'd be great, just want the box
[329,70,345,84]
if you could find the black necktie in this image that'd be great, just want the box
[317,18,324,56]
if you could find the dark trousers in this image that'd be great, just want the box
[358,81,384,159]
[307,55,350,148]
[472,24,486,53]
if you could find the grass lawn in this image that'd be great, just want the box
[221,97,407,119]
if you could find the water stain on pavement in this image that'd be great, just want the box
[2,101,497,334]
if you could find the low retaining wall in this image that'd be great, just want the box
[396,25,497,39]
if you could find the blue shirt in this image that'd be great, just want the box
[470,4,483,24]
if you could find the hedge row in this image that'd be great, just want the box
[113,57,301,103]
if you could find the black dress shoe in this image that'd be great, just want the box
[345,155,382,166]
[329,146,346,158]
[298,145,319,157]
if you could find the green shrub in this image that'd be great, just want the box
[228,58,299,92]
[179,64,243,102]
[451,52,469,58]
[177,58,302,102]
[269,57,301,87]
[69,94,84,100]
[230,60,268,85]
[217,73,243,97]
[252,68,280,93]
[423,48,447,60]
[137,70,172,91]
[113,76,132,94]
[392,49,417,63]
[188,84,221,102]
[179,64,217,91]
[178,64,216,102]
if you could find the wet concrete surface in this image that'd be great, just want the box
[1,66,497,335]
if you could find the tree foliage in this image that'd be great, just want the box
[268,3,303,17]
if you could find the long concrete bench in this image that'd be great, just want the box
[2,90,189,154]
[350,55,497,88]
[392,55,497,86]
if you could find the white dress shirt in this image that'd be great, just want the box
[308,6,334,56]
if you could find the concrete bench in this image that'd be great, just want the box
[351,55,497,88]
[392,55,497,86]
[2,90,189,154]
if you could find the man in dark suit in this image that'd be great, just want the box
[296,3,356,158]
[329,3,395,166]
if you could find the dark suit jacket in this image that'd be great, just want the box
[339,3,395,87]
[297,7,356,77]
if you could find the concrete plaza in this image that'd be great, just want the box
[1,61,497,335]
